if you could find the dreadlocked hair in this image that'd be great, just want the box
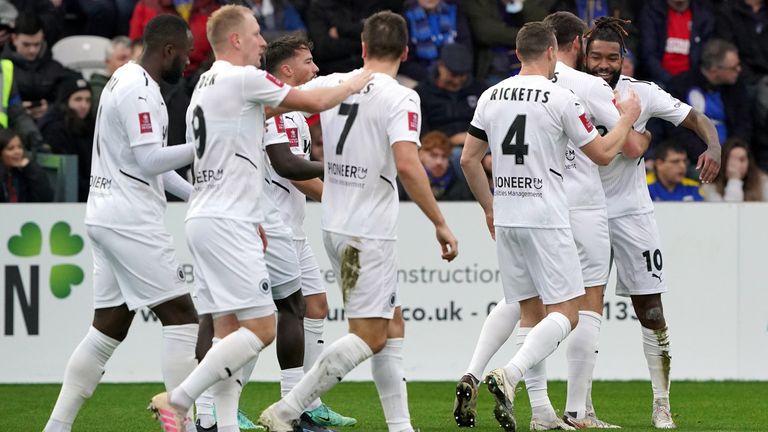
[584,16,630,55]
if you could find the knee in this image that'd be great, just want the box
[639,305,665,328]
[277,292,306,320]
[259,327,276,346]
[367,333,388,354]
[305,295,328,319]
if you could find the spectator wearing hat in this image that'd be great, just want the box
[397,130,474,201]
[416,43,487,150]
[5,13,80,121]
[39,78,94,202]
[399,0,473,83]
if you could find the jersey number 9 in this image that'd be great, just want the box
[193,106,207,158]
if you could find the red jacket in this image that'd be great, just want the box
[129,0,219,74]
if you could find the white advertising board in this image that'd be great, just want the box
[1,203,766,383]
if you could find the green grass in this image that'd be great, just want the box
[3,381,765,431]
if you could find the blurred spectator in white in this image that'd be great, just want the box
[399,0,472,83]
[398,130,473,201]
[0,128,53,202]
[39,78,94,201]
[463,0,547,85]
[89,35,131,116]
[638,0,714,86]
[702,138,768,201]
[6,13,80,121]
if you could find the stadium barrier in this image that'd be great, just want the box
[1,202,766,383]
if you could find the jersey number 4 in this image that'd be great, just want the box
[501,114,528,164]
[335,102,358,155]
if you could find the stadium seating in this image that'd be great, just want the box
[51,35,111,80]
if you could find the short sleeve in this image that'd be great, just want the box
[387,91,421,147]
[264,114,301,151]
[562,95,599,148]
[243,66,292,108]
[120,86,165,148]
[586,81,620,131]
[648,84,691,127]
[468,90,488,141]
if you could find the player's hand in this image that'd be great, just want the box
[615,89,641,123]
[257,224,268,252]
[344,69,374,94]
[485,212,495,241]
[697,146,721,184]
[435,224,458,262]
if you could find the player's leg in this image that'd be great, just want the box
[43,306,132,432]
[563,208,617,428]
[151,294,200,396]
[259,232,394,430]
[44,227,133,432]
[610,214,674,429]
[193,314,217,431]
[487,227,584,432]
[274,287,306,398]
[372,307,414,432]
[454,299,520,428]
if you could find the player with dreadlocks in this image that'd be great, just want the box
[585,16,721,429]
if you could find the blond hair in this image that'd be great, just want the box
[207,5,251,53]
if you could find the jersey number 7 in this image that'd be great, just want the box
[335,102,359,155]
[501,114,528,165]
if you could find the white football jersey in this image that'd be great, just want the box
[470,74,598,228]
[599,75,692,218]
[553,62,619,210]
[185,60,291,223]
[86,62,169,229]
[263,112,312,240]
[303,71,421,240]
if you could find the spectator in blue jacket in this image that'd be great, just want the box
[647,140,703,202]
[399,0,472,83]
[638,0,714,86]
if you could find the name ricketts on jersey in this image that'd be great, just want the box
[301,71,422,240]
[470,74,598,229]
[599,76,691,219]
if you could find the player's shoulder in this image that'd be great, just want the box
[112,62,150,91]
[618,75,663,95]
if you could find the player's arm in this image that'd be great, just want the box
[460,132,494,240]
[291,178,323,202]
[621,129,652,159]
[132,142,195,176]
[580,90,641,165]
[394,140,458,262]
[679,109,721,183]
[162,170,193,201]
[277,69,373,114]
[266,143,323,180]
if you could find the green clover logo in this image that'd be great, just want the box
[7,221,85,299]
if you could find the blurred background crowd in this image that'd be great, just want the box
[1,0,766,204]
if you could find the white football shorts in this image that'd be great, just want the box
[608,212,669,297]
[496,226,585,305]
[569,207,611,287]
[323,231,397,319]
[88,225,189,311]
[186,217,273,316]
[294,239,325,297]
[264,224,301,300]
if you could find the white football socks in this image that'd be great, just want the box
[504,312,572,384]
[280,367,304,398]
[278,333,373,420]
[517,328,556,422]
[642,326,671,401]
[466,300,519,381]
[372,338,412,432]
[44,327,119,432]
[162,324,199,391]
[565,311,602,418]
[303,317,325,411]
[170,327,265,412]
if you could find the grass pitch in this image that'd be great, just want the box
[3,381,764,431]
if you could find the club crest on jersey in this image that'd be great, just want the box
[265,72,284,88]
[138,112,153,133]
[259,278,271,294]
[579,113,594,133]
[565,148,576,161]
[286,128,299,148]
[388,292,397,307]
[407,112,419,131]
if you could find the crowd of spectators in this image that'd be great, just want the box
[0,0,766,203]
